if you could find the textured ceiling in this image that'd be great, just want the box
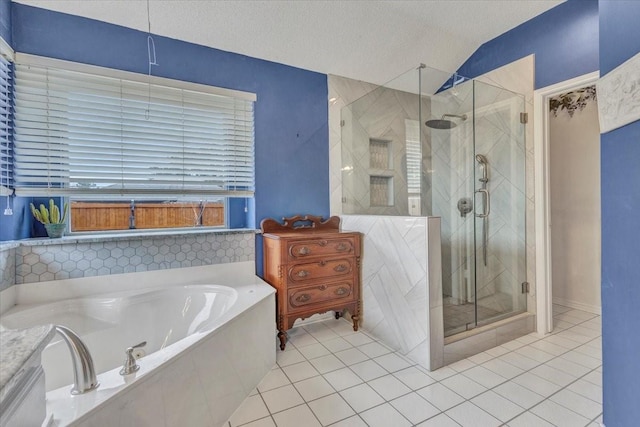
[15,0,563,85]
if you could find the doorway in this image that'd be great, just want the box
[548,85,601,321]
[534,72,601,335]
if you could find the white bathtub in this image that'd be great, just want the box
[0,262,276,427]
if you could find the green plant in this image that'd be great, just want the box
[30,199,68,224]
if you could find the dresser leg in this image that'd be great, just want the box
[351,315,359,331]
[278,330,287,350]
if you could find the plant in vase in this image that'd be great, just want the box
[30,199,69,238]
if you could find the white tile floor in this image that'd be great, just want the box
[225,305,602,427]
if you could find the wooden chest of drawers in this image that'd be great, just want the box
[261,215,362,350]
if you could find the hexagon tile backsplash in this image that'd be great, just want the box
[14,231,255,285]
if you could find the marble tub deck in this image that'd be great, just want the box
[0,324,55,402]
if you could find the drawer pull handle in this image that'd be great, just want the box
[334,264,348,273]
[335,287,348,296]
[336,243,348,251]
[318,240,328,247]
[298,247,311,255]
[319,285,327,291]
[297,270,310,278]
[296,294,311,303]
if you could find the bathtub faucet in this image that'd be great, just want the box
[54,325,100,395]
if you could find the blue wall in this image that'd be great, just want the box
[0,0,13,241]
[6,4,330,273]
[0,0,10,45]
[599,1,640,425]
[457,0,599,89]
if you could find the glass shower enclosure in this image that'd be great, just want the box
[341,65,527,338]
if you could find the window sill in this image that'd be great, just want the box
[1,228,259,249]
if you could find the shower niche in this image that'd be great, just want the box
[369,138,392,169]
[368,138,394,207]
[340,65,530,369]
[369,176,393,207]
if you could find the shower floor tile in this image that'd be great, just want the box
[225,305,601,427]
[443,292,514,336]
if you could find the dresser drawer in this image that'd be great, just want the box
[288,282,354,310]
[287,237,356,261]
[288,258,353,284]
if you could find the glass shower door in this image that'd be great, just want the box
[428,80,477,336]
[472,81,527,327]
[432,79,527,337]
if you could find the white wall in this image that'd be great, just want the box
[549,99,601,313]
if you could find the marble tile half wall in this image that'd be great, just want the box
[342,215,444,371]
[0,231,255,288]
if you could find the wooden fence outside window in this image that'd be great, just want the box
[70,202,224,232]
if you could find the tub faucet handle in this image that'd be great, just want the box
[120,341,147,376]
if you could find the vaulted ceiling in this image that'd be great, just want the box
[15,0,564,84]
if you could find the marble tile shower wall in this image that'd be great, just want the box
[328,75,378,216]
[0,245,16,292]
[328,75,431,217]
[13,232,255,285]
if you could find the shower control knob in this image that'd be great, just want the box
[457,197,473,218]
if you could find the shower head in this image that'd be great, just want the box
[475,154,488,165]
[425,119,457,129]
[475,154,489,182]
[425,114,467,130]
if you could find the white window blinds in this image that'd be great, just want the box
[0,52,11,196]
[13,56,255,198]
[405,119,421,195]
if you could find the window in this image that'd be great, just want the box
[405,119,422,215]
[69,198,226,231]
[12,54,256,231]
[0,45,12,198]
[405,119,421,196]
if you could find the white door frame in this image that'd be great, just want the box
[533,71,599,335]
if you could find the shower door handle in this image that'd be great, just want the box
[474,189,490,218]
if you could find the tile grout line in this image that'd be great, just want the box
[420,311,603,425]
[279,321,413,426]
[284,321,447,425]
[277,320,382,426]
[498,364,603,426]
[477,312,603,426]
[290,315,601,426]
[237,308,601,427]
[485,321,603,424]
[288,322,491,425]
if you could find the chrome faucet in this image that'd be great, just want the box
[120,341,147,376]
[54,325,99,395]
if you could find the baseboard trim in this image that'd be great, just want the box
[553,297,601,315]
